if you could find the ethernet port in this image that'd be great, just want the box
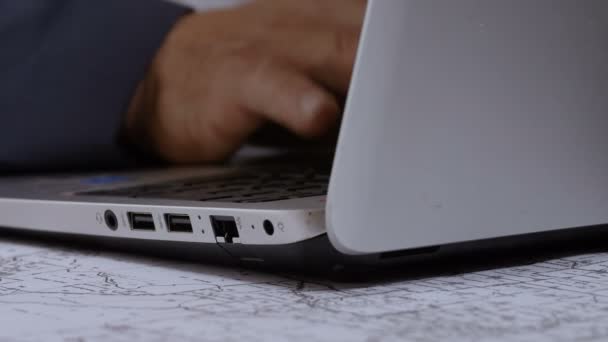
[210,216,240,243]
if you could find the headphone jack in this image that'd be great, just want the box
[104,210,118,231]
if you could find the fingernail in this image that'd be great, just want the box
[300,93,324,118]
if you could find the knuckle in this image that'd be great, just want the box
[250,55,278,80]
[220,42,266,74]
[227,44,280,82]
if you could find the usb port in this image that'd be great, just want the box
[128,212,155,231]
[165,214,193,233]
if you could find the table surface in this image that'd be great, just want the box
[1,235,608,342]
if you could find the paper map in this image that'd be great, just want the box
[1,236,608,342]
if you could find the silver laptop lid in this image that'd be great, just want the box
[327,0,608,254]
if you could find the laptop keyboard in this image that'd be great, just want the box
[79,166,330,203]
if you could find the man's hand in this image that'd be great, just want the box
[125,0,366,163]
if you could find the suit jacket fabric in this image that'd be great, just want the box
[0,0,190,171]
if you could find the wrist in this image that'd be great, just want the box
[121,11,194,160]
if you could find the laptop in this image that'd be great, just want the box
[1,0,608,270]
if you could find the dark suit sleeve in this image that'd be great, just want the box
[0,1,191,171]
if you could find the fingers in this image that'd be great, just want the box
[268,27,362,95]
[249,0,365,94]
[239,58,341,138]
[299,0,367,29]
[136,2,366,164]
[252,0,367,29]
